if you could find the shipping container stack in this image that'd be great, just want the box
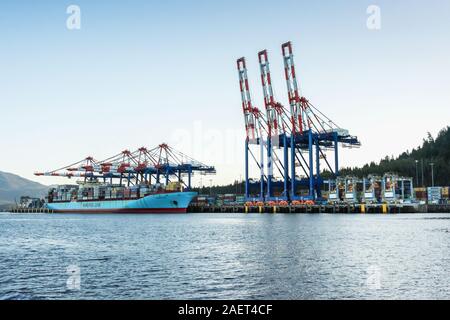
[189,194,217,207]
[414,187,427,203]
[443,187,449,204]
[235,195,246,205]
[105,186,111,199]
[166,182,182,192]
[427,187,442,204]
[49,185,78,202]
[140,186,149,197]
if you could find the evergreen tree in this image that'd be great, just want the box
[196,126,450,195]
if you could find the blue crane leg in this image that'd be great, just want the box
[334,132,339,177]
[260,139,265,201]
[266,137,272,198]
[283,134,289,199]
[308,131,314,199]
[315,139,322,199]
[290,134,295,199]
[245,139,249,199]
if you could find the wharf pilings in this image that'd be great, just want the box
[3,204,449,214]
[8,208,54,213]
[188,203,450,214]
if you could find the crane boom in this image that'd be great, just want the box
[282,41,306,134]
[258,50,287,138]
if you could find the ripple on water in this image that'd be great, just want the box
[0,212,449,299]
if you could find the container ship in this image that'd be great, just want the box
[35,144,215,213]
[46,182,197,213]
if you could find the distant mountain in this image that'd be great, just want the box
[0,171,49,209]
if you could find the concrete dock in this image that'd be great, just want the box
[4,203,449,214]
[188,203,450,214]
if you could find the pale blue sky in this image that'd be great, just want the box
[0,0,449,186]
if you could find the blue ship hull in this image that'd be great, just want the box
[46,191,197,213]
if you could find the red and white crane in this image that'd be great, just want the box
[281,41,344,136]
[237,57,266,142]
[237,56,268,199]
[257,50,291,138]
[282,41,307,134]
[35,144,215,190]
[34,156,98,179]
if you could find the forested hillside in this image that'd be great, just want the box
[340,126,450,187]
[196,126,450,195]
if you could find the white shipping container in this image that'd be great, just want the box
[384,191,394,198]
[427,187,442,201]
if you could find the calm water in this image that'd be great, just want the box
[0,212,449,300]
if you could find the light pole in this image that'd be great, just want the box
[421,159,424,187]
[239,174,242,195]
[209,179,212,196]
[430,163,435,187]
[415,160,419,186]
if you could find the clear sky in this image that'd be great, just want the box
[0,0,449,186]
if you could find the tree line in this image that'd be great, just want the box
[194,126,450,195]
[340,126,450,187]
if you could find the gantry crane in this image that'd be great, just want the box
[35,144,215,190]
[237,57,290,201]
[237,57,266,200]
[257,49,291,200]
[238,41,360,202]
